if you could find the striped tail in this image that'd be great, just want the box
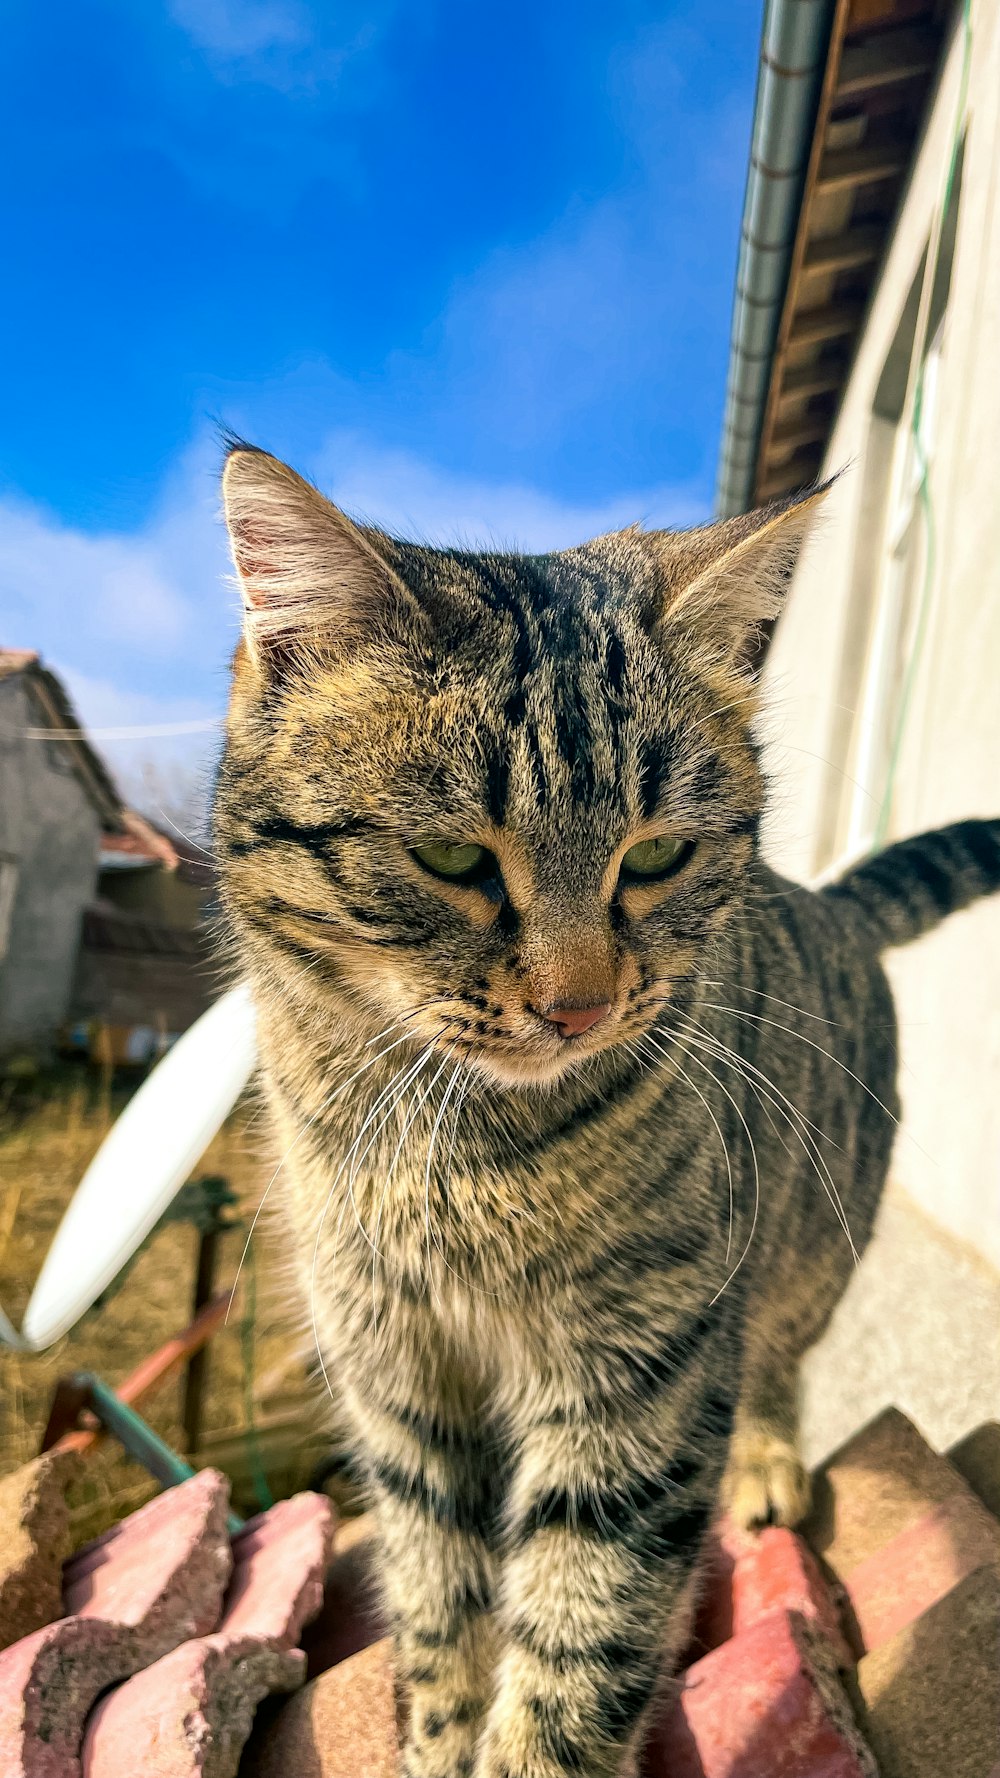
[821,819,1000,949]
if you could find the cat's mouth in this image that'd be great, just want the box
[450,1025,622,1088]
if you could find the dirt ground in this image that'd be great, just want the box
[0,1065,325,1540]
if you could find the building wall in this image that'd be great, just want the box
[100,863,211,930]
[0,675,101,1053]
[762,5,1000,1267]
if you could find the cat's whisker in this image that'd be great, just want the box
[680,1015,848,1158]
[639,1030,743,1272]
[227,1021,435,1316]
[699,999,903,1130]
[423,1058,464,1293]
[432,1070,509,1300]
[677,1016,860,1264]
[144,801,219,863]
[355,1050,456,1282]
[309,1045,436,1392]
[335,1055,434,1261]
[364,1052,453,1329]
[345,1045,451,1254]
[677,1024,791,1161]
[646,1026,762,1281]
[363,997,465,1047]
[701,976,846,1028]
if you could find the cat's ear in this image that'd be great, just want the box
[221,445,419,667]
[645,481,831,671]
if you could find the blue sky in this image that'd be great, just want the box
[0,0,760,814]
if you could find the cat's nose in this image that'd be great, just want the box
[535,1000,612,1039]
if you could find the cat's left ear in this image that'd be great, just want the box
[645,480,832,671]
[221,443,423,670]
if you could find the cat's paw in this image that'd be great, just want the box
[722,1432,811,1530]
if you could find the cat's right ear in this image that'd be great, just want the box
[221,445,419,668]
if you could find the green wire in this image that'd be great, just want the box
[872,0,973,850]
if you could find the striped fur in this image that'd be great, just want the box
[823,819,1000,948]
[215,449,1000,1778]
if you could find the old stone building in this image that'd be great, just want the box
[0,650,122,1057]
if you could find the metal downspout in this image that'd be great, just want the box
[716,0,836,517]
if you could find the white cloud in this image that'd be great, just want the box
[168,0,311,58]
[4,427,711,826]
[0,497,193,653]
[1,432,236,822]
[313,431,707,549]
[1,431,235,663]
[164,0,401,96]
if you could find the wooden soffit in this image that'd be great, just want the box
[752,0,950,506]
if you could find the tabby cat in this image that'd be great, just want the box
[215,444,1000,1778]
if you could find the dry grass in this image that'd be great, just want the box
[0,1066,323,1541]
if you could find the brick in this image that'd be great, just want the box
[0,1619,130,1778]
[642,1611,877,1778]
[64,1467,233,1643]
[242,1636,399,1778]
[0,1451,81,1652]
[81,1634,304,1778]
[0,1470,232,1777]
[688,1519,850,1665]
[948,1423,1000,1521]
[842,1491,1000,1655]
[222,1492,336,1648]
[300,1512,387,1677]
[803,1406,975,1580]
[78,1489,331,1778]
[732,1526,851,1664]
[856,1564,1000,1777]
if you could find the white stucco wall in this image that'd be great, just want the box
[761,5,1000,1270]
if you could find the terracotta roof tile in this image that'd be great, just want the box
[0,1452,82,1654]
[3,1411,999,1777]
[856,1564,1000,1778]
[0,1470,232,1776]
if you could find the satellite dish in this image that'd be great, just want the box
[8,984,257,1352]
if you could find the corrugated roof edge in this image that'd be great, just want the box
[716,0,837,517]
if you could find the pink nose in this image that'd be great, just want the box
[537,1001,612,1039]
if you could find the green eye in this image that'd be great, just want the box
[412,841,488,882]
[620,834,691,880]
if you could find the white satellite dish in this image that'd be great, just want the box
[11,983,257,1352]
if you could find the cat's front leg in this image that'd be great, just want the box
[476,1379,733,1778]
[345,1377,504,1778]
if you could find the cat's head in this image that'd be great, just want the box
[215,445,824,1087]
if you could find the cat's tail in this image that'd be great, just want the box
[820,819,1000,949]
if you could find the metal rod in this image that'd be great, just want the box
[45,1289,233,1458]
[70,1373,243,1535]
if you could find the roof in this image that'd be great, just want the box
[3,1404,997,1774]
[99,809,215,888]
[718,0,951,515]
[0,647,123,830]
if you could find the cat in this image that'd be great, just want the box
[214,442,1000,1778]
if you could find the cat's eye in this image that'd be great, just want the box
[411,840,490,882]
[620,834,693,882]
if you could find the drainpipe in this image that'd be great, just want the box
[716,0,836,517]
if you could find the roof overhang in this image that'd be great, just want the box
[0,650,124,829]
[717,0,950,516]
